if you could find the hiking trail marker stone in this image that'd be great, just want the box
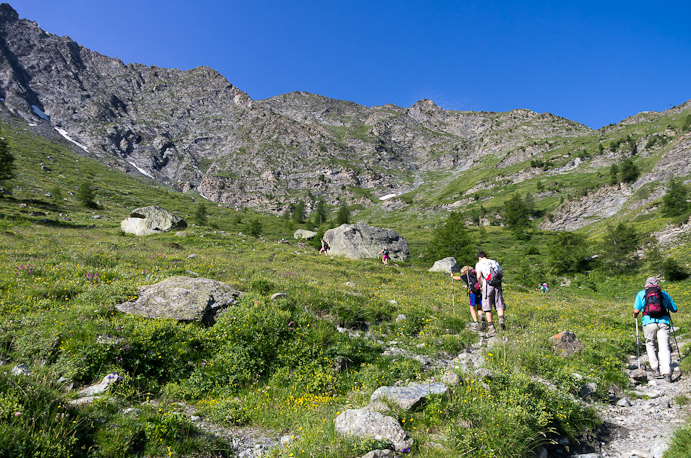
[116,276,243,325]
[120,206,187,236]
[549,331,583,357]
[323,222,409,261]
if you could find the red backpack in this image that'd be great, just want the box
[644,285,667,318]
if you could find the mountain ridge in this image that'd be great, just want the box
[1,3,690,230]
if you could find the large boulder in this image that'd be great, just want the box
[429,257,460,273]
[323,222,409,261]
[116,276,243,325]
[120,206,187,236]
[334,409,413,452]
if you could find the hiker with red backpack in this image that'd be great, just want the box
[475,251,506,336]
[451,265,486,331]
[633,277,678,382]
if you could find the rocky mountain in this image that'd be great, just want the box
[1,3,690,228]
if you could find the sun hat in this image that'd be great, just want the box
[645,277,658,287]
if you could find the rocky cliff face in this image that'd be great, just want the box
[0,3,595,213]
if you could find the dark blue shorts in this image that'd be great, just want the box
[469,293,479,307]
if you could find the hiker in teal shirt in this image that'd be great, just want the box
[633,277,678,382]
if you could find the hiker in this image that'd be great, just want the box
[475,251,506,335]
[451,265,485,330]
[319,238,329,256]
[539,283,550,293]
[378,247,389,265]
[633,277,678,382]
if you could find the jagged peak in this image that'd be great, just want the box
[0,3,18,22]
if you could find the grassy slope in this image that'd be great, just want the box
[1,118,690,457]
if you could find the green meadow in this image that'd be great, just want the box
[1,119,690,457]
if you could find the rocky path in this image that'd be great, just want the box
[594,338,690,458]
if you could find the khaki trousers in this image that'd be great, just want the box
[643,322,672,376]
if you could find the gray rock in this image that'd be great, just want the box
[271,292,287,301]
[616,397,632,407]
[549,331,583,357]
[293,229,317,240]
[323,222,410,261]
[361,450,397,458]
[395,314,407,322]
[78,372,121,397]
[334,409,413,452]
[579,382,598,399]
[441,371,461,387]
[429,257,460,273]
[370,382,448,410]
[11,364,32,376]
[120,206,187,236]
[115,276,243,325]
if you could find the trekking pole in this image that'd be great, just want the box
[635,317,641,370]
[668,313,683,360]
[451,274,455,315]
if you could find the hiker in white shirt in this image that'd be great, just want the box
[475,251,506,335]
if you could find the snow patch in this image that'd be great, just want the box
[55,127,89,152]
[126,161,155,179]
[32,105,50,120]
[379,193,398,201]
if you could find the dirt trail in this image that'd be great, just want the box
[595,334,690,458]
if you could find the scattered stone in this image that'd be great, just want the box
[188,254,199,258]
[334,409,413,452]
[120,206,187,236]
[293,229,317,240]
[115,276,243,325]
[361,450,396,458]
[579,382,598,400]
[11,364,32,376]
[616,397,632,407]
[441,371,461,387]
[271,292,287,301]
[123,408,142,416]
[629,368,648,384]
[370,382,448,410]
[395,314,406,322]
[549,331,583,357]
[428,257,460,273]
[77,372,122,397]
[175,231,187,237]
[92,215,101,219]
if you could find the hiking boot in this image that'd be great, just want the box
[470,321,480,331]
[487,324,496,337]
[663,375,673,383]
[499,317,506,331]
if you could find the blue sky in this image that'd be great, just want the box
[14,0,691,129]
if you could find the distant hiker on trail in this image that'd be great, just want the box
[320,238,329,256]
[451,265,485,331]
[633,277,678,383]
[539,283,550,293]
[475,251,506,335]
[378,247,389,265]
